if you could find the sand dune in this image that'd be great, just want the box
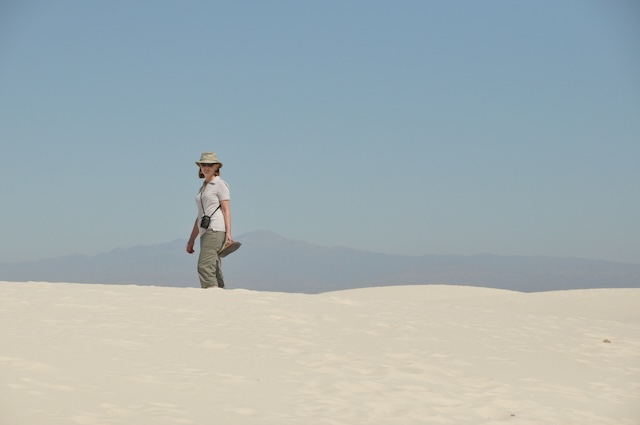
[1,282,639,424]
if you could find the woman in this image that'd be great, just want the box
[186,152,233,288]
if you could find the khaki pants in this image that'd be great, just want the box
[198,230,226,288]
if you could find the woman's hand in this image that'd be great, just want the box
[186,220,199,254]
[220,200,233,247]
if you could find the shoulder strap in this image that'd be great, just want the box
[200,184,221,217]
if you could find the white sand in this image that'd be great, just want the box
[1,282,639,425]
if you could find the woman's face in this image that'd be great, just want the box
[200,163,218,177]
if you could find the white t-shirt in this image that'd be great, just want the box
[195,176,230,236]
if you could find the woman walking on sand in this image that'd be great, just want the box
[186,152,233,288]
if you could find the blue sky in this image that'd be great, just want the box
[1,0,639,264]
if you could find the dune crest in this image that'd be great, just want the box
[1,282,639,424]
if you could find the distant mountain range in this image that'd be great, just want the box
[1,230,639,293]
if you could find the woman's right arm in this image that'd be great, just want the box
[186,219,199,254]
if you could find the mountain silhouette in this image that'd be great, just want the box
[1,230,639,293]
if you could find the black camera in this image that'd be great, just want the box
[200,215,211,229]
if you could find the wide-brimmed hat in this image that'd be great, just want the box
[195,152,223,167]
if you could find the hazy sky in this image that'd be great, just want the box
[1,0,639,264]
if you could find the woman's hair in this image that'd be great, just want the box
[198,164,221,178]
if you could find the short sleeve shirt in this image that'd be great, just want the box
[195,176,230,235]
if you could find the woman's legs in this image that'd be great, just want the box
[198,230,226,288]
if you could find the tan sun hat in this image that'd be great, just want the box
[195,152,223,167]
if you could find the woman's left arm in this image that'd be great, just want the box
[220,199,232,243]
